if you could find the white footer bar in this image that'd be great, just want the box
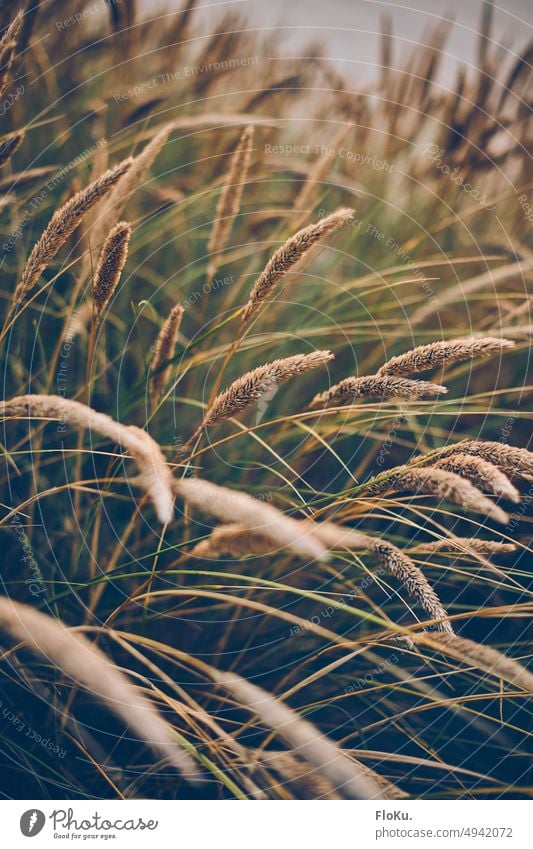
[4,799,531,848]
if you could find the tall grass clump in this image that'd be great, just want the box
[0,0,530,801]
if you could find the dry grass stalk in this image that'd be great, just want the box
[415,632,533,693]
[191,524,278,558]
[258,749,343,799]
[150,304,184,405]
[411,538,516,555]
[434,452,519,502]
[191,520,371,560]
[13,158,133,306]
[95,122,174,242]
[0,130,24,169]
[171,0,198,42]
[292,124,352,227]
[191,519,451,633]
[369,466,509,524]
[197,351,334,435]
[241,208,354,322]
[0,597,201,780]
[0,395,174,524]
[0,166,57,194]
[206,125,254,281]
[0,11,23,99]
[214,670,387,799]
[92,221,132,319]
[305,522,452,632]
[377,337,515,377]
[306,521,374,551]
[309,375,447,408]
[259,749,406,800]
[434,440,533,479]
[173,477,327,561]
[411,259,533,327]
[370,540,453,634]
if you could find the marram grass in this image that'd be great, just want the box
[0,1,531,801]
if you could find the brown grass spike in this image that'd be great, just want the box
[14,158,133,306]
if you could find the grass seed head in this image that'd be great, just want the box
[310,375,447,408]
[377,337,515,377]
[150,304,184,404]
[242,208,354,322]
[14,158,133,305]
[92,221,132,318]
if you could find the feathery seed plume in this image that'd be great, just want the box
[414,632,533,692]
[258,750,343,799]
[188,351,333,446]
[14,158,133,305]
[192,518,452,634]
[310,375,447,408]
[434,452,519,502]
[368,465,509,524]
[193,520,370,560]
[173,477,327,561]
[242,208,354,322]
[92,221,132,319]
[367,539,453,633]
[411,538,516,555]
[214,670,386,799]
[377,337,515,377]
[258,748,405,800]
[192,524,278,558]
[207,125,254,281]
[0,597,201,780]
[433,440,533,479]
[0,395,174,524]
[150,304,184,404]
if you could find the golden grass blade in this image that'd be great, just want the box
[95,122,174,241]
[13,158,133,306]
[377,337,515,377]
[309,375,447,408]
[0,597,202,780]
[0,10,23,100]
[241,208,354,322]
[150,304,184,405]
[214,670,389,799]
[0,130,24,169]
[207,125,254,281]
[0,395,174,524]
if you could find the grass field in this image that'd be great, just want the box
[0,0,531,800]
